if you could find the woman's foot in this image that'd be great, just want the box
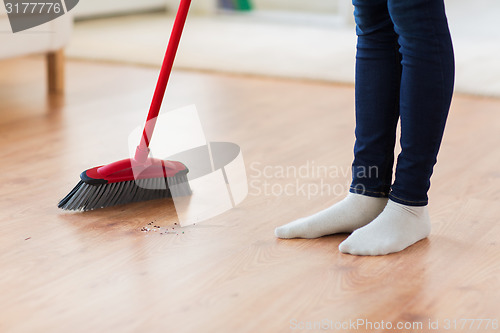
[339,199,431,255]
[275,193,388,239]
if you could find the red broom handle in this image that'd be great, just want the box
[135,0,191,162]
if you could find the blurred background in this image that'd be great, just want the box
[64,0,500,97]
[62,0,500,96]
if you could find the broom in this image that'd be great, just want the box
[58,0,193,211]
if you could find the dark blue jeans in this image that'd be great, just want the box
[349,0,455,206]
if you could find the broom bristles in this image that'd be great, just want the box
[58,174,191,211]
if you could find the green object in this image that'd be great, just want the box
[233,0,252,11]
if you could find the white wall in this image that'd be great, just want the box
[74,0,167,19]
[252,0,337,13]
[74,0,220,18]
[165,0,217,15]
[73,0,351,20]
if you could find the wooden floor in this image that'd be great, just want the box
[1,56,499,333]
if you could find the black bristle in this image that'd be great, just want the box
[57,174,191,211]
[58,181,83,208]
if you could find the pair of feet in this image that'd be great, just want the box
[274,193,431,255]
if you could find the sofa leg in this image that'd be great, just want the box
[47,49,65,94]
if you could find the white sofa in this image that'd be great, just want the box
[0,5,73,93]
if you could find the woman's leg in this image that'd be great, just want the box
[389,0,455,206]
[340,0,455,255]
[350,0,401,198]
[275,0,398,239]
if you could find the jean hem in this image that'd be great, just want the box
[349,187,389,199]
[389,193,428,207]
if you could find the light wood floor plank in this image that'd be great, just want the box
[0,56,499,333]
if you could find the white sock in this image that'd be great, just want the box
[339,199,431,256]
[275,193,388,239]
